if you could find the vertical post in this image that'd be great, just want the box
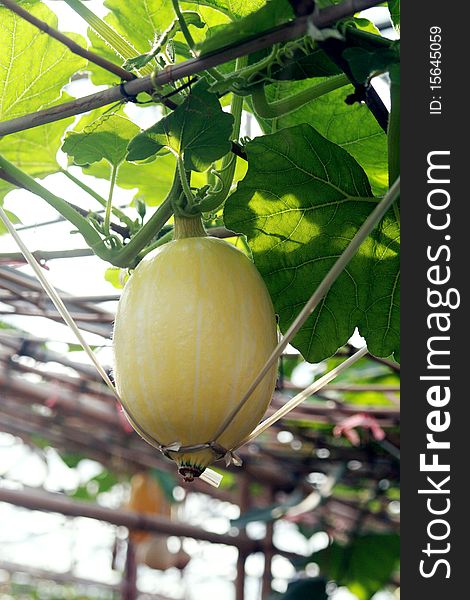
[235,474,250,600]
[236,550,247,600]
[261,487,275,599]
[122,539,137,600]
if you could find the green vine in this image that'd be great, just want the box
[251,73,349,119]
[0,155,111,257]
[0,154,180,269]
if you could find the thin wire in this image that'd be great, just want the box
[212,177,400,441]
[235,345,369,449]
[0,213,224,488]
[0,206,119,400]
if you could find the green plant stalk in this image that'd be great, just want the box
[229,45,280,83]
[171,0,196,52]
[251,73,349,119]
[206,44,280,94]
[388,65,400,224]
[177,156,196,208]
[104,164,118,235]
[0,156,178,268]
[0,154,112,261]
[60,168,133,228]
[198,58,247,213]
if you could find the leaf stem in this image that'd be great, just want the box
[104,164,118,235]
[177,156,196,209]
[215,45,279,83]
[251,73,349,119]
[59,168,132,229]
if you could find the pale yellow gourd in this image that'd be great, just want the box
[113,216,277,480]
[127,472,170,543]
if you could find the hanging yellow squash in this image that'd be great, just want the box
[137,536,190,571]
[113,216,278,480]
[127,472,170,543]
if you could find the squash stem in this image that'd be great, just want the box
[173,214,207,239]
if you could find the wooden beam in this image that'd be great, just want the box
[0,0,384,137]
[0,487,258,552]
[0,560,170,599]
[261,487,275,598]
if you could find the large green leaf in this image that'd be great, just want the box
[0,111,73,202]
[62,112,140,167]
[316,534,400,600]
[122,12,205,71]
[224,124,399,362]
[257,79,388,195]
[185,0,266,19]
[0,121,71,175]
[100,0,174,54]
[342,44,400,85]
[86,0,230,85]
[0,181,15,205]
[87,2,229,85]
[0,1,86,120]
[260,46,340,81]
[199,0,294,54]
[127,81,234,171]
